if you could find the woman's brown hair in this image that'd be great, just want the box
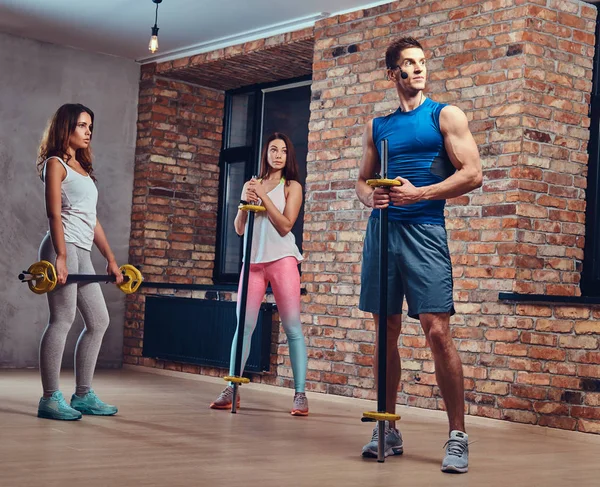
[258,132,299,185]
[37,103,95,181]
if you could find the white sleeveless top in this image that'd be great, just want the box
[244,180,303,264]
[42,157,98,251]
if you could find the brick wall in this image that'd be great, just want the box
[125,0,600,433]
[133,72,224,284]
[303,0,600,434]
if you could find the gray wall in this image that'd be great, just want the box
[0,31,139,369]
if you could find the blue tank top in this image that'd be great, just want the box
[371,97,455,225]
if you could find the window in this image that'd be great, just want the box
[214,78,311,283]
[582,17,600,297]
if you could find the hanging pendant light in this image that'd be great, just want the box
[148,0,162,53]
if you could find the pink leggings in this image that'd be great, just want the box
[229,256,307,392]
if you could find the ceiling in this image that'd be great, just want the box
[0,0,390,64]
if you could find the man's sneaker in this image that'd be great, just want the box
[70,390,118,416]
[291,392,309,416]
[38,391,82,421]
[210,386,240,410]
[361,421,404,458]
[441,430,469,473]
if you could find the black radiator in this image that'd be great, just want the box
[142,296,273,373]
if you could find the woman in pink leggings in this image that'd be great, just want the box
[210,132,308,416]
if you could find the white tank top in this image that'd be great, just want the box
[42,157,98,251]
[245,179,303,264]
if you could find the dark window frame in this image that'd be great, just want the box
[582,15,600,297]
[213,75,311,284]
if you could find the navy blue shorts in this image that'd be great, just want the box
[359,218,455,319]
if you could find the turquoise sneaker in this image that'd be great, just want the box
[70,390,118,416]
[441,430,469,473]
[38,391,82,421]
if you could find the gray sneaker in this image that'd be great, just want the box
[210,386,240,410]
[441,430,469,473]
[361,421,403,458]
[291,392,309,416]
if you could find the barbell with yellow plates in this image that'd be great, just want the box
[223,199,266,412]
[18,260,143,295]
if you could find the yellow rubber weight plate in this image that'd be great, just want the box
[238,204,266,212]
[362,411,401,421]
[118,264,144,294]
[366,178,402,187]
[223,376,250,384]
[27,260,57,294]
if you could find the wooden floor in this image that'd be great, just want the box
[2,368,600,487]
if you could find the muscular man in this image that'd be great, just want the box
[356,37,482,473]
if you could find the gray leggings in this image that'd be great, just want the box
[39,234,110,396]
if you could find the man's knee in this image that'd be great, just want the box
[421,314,452,350]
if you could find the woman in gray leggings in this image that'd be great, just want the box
[36,103,123,421]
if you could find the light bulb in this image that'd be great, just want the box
[149,35,159,53]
